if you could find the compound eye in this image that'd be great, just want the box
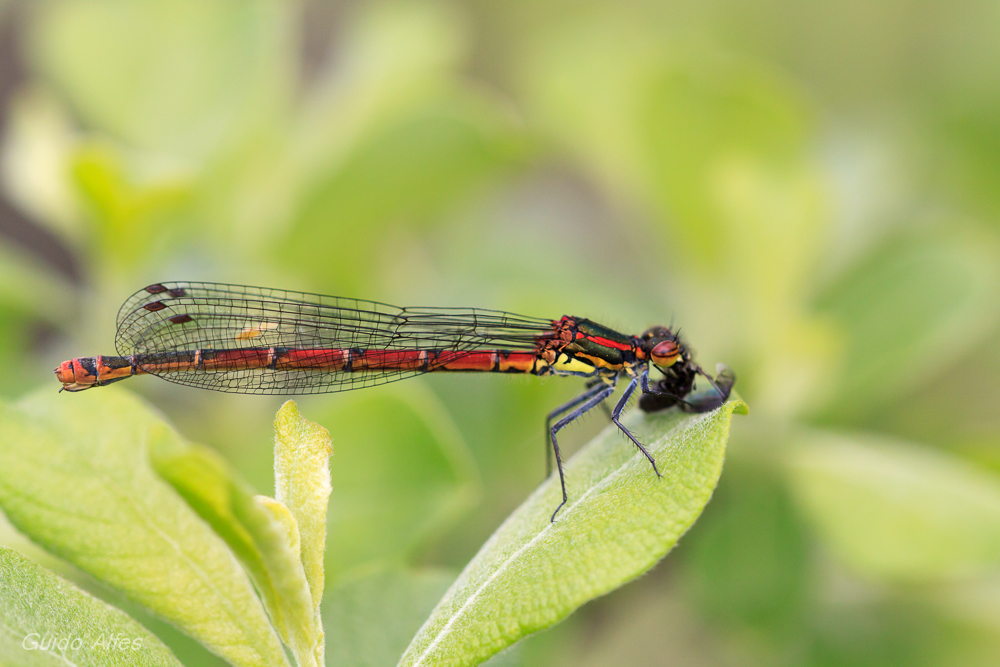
[650,340,680,367]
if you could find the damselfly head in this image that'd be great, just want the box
[639,326,687,372]
[650,339,681,368]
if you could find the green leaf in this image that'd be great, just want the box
[399,397,746,667]
[149,433,319,667]
[273,400,332,667]
[786,431,1000,580]
[0,546,182,667]
[0,389,290,667]
[273,401,332,609]
[323,568,454,667]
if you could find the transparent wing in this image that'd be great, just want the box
[114,282,556,395]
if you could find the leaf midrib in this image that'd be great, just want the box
[408,412,707,666]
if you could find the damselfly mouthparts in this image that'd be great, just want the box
[56,282,735,520]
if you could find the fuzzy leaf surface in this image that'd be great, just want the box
[0,546,182,667]
[0,390,289,667]
[399,397,746,667]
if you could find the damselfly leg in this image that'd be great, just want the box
[549,380,617,521]
[639,365,736,414]
[611,376,661,476]
[546,372,667,522]
[544,377,613,477]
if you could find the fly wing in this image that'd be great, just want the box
[114,282,555,394]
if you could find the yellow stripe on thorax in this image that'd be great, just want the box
[550,353,600,375]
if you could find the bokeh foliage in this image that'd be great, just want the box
[1,0,1000,665]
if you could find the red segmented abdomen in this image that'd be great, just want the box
[55,347,548,391]
[269,348,541,373]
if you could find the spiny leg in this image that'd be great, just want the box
[639,367,656,394]
[589,376,614,421]
[544,379,610,477]
[613,376,661,476]
[641,366,680,399]
[549,382,617,522]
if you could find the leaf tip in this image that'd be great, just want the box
[731,396,749,415]
[274,400,333,459]
[275,399,302,429]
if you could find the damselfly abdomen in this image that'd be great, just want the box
[56,282,734,519]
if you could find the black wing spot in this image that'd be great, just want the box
[145,284,167,293]
[169,314,194,324]
[144,301,167,311]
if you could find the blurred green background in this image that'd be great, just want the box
[2,1,1000,665]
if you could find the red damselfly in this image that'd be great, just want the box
[56,282,735,519]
